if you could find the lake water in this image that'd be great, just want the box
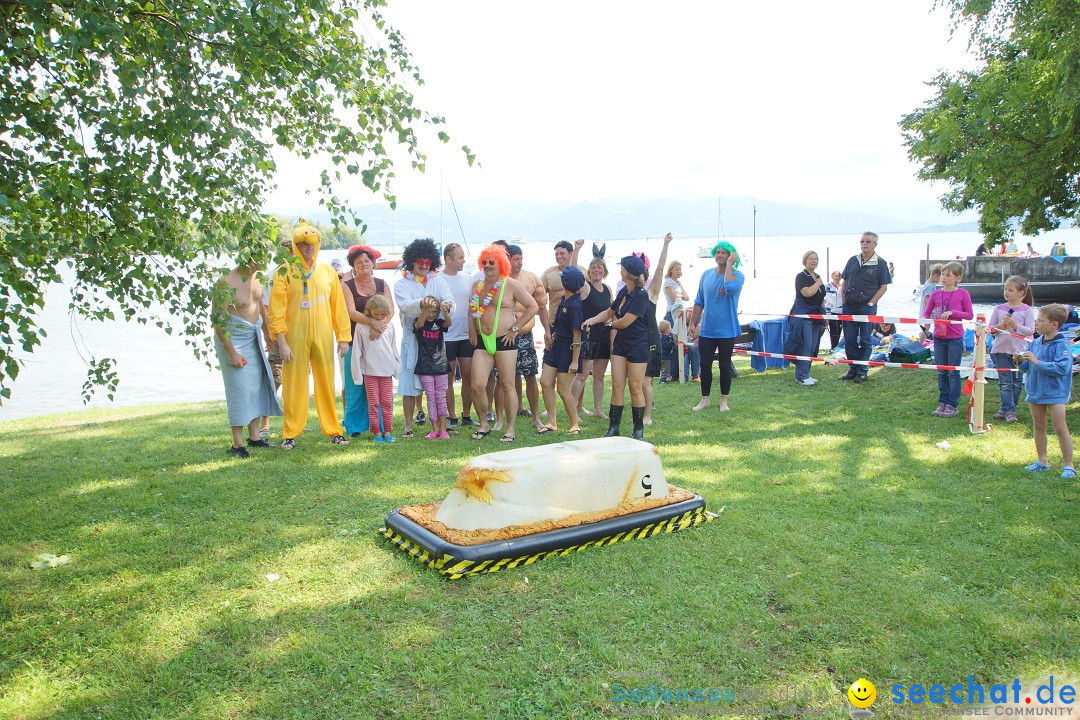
[3,228,1078,420]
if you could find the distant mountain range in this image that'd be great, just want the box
[271,195,979,246]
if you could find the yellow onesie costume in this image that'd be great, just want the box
[268,221,351,441]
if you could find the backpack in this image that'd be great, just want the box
[889,340,931,364]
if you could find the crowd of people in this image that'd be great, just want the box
[212,226,1075,478]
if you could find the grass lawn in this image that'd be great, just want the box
[1,358,1077,719]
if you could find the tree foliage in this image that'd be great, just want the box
[901,0,1080,244]
[0,0,470,401]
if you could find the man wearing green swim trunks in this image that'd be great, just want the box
[468,244,538,443]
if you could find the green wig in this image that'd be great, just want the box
[709,241,742,269]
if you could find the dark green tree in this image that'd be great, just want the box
[901,0,1080,244]
[0,0,471,401]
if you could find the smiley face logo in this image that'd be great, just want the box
[848,678,877,708]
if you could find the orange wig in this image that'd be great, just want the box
[477,244,511,277]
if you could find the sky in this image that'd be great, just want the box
[265,1,980,225]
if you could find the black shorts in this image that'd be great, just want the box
[515,332,539,377]
[587,329,612,360]
[543,337,582,374]
[612,334,651,364]
[474,334,516,355]
[644,347,662,377]
[445,339,474,363]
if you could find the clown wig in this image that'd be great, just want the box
[477,244,511,277]
[402,238,442,272]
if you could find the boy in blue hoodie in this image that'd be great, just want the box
[1019,304,1075,478]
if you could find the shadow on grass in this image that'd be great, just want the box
[0,362,1077,718]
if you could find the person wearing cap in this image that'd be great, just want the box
[393,238,455,439]
[538,265,586,435]
[467,244,538,443]
[341,244,394,436]
[541,239,588,346]
[330,257,346,280]
[507,244,549,431]
[687,241,745,412]
[840,231,891,383]
[268,220,352,449]
[583,254,651,439]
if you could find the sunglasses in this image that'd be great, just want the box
[414,259,432,268]
[481,259,497,267]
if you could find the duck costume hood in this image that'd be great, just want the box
[292,219,322,269]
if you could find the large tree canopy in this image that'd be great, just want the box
[0,0,468,401]
[901,0,1080,244]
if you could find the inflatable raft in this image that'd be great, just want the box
[379,437,719,578]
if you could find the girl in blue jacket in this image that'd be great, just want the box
[1019,304,1075,478]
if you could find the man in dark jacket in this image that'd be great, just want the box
[840,231,892,383]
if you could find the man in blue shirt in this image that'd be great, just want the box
[840,232,891,383]
[687,242,745,412]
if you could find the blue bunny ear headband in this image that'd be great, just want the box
[592,242,606,259]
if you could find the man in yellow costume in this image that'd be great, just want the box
[269,220,351,449]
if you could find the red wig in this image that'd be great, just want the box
[477,244,511,277]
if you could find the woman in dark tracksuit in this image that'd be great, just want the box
[582,255,651,439]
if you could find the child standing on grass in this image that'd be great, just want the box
[988,275,1035,424]
[1018,304,1075,478]
[414,296,452,440]
[352,294,400,443]
[921,261,973,418]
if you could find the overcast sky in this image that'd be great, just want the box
[266,1,979,224]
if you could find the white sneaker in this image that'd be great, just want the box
[797,377,817,386]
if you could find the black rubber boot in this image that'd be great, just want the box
[631,406,645,440]
[603,405,624,437]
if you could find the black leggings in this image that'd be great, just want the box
[699,336,737,397]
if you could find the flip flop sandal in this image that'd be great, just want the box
[330,434,349,445]
[536,426,556,435]
[471,430,491,440]
[401,430,415,439]
[566,428,581,435]
[499,434,515,443]
[281,438,297,450]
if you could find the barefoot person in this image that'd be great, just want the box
[573,255,613,418]
[268,220,351,449]
[213,257,282,458]
[468,244,538,443]
[642,233,674,425]
[539,266,586,435]
[687,241,745,413]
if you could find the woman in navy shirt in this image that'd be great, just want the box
[582,255,651,439]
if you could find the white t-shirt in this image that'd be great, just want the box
[441,271,474,341]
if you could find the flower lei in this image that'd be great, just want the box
[469,278,502,318]
[403,269,428,286]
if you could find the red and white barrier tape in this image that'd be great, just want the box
[732,348,1020,373]
[740,311,967,326]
